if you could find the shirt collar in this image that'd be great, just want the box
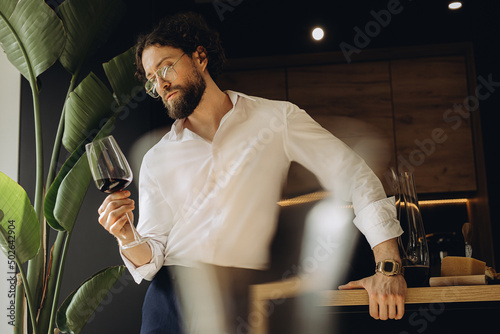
[225,90,256,104]
[166,90,255,142]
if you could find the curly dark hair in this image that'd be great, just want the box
[135,12,226,82]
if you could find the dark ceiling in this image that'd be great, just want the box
[117,0,498,62]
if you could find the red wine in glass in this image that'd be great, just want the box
[96,177,132,193]
[86,135,150,248]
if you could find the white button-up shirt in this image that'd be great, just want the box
[122,91,403,283]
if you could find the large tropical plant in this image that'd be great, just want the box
[0,0,142,333]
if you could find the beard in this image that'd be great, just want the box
[162,64,206,120]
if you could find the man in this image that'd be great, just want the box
[97,11,406,333]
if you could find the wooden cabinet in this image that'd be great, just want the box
[391,56,476,193]
[218,52,478,196]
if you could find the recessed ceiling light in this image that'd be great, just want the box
[312,27,324,41]
[448,2,462,10]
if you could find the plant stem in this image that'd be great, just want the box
[14,274,24,334]
[37,231,66,334]
[48,231,72,333]
[17,260,38,334]
[26,78,45,333]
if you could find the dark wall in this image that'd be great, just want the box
[18,1,500,332]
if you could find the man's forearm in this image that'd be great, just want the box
[372,238,402,264]
[121,242,153,267]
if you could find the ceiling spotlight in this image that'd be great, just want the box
[448,1,462,10]
[312,27,324,41]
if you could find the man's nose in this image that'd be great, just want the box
[156,76,171,93]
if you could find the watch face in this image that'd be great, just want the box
[383,261,394,272]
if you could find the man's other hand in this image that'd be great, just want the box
[338,273,406,320]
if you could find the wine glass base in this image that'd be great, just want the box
[121,236,152,249]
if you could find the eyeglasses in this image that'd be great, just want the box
[145,53,185,98]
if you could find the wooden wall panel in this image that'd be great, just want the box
[286,61,396,196]
[216,68,287,101]
[391,56,477,193]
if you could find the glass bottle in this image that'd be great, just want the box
[394,171,430,287]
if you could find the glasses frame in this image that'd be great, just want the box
[145,53,185,98]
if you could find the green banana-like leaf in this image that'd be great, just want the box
[0,0,65,80]
[0,0,16,18]
[56,266,125,334]
[57,0,126,74]
[45,117,116,232]
[53,153,92,232]
[44,140,88,231]
[0,172,40,263]
[62,72,115,153]
[103,46,143,107]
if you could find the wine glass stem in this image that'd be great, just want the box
[125,212,142,243]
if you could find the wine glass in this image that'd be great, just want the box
[86,135,150,249]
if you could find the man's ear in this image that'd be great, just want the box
[193,45,208,71]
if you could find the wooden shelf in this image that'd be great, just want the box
[249,278,500,334]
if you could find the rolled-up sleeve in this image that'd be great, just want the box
[120,158,173,284]
[120,239,165,283]
[352,196,403,248]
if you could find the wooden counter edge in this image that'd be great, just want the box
[250,277,500,306]
[248,279,500,334]
[320,285,500,306]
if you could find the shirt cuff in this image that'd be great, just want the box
[119,240,164,284]
[352,196,404,249]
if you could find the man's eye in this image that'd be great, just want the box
[159,66,170,77]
